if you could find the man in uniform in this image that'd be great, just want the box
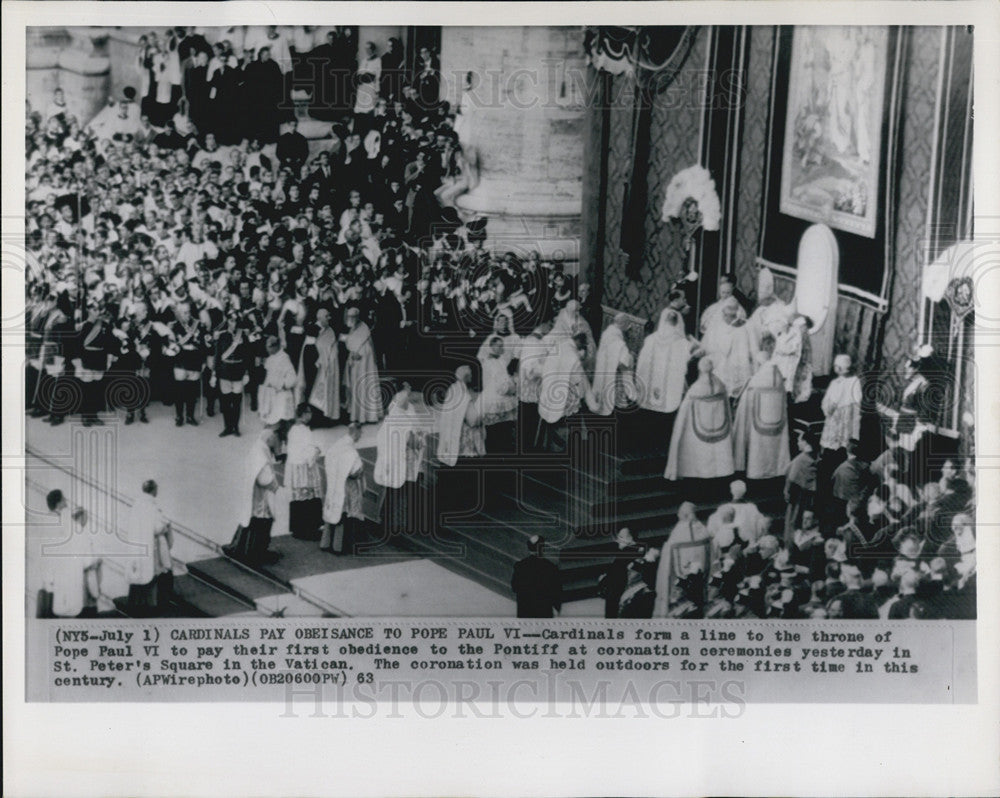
[73,298,116,426]
[214,315,252,436]
[114,300,152,424]
[167,300,206,426]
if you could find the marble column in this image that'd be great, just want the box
[440,26,586,268]
[58,28,112,126]
[106,28,147,106]
[26,28,71,117]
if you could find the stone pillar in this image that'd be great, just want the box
[106,28,147,105]
[440,27,586,269]
[56,28,112,126]
[26,28,70,117]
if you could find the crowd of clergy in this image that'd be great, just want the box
[27,26,975,619]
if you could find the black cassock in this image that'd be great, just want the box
[208,64,241,144]
[243,58,285,143]
[184,63,210,132]
[511,555,562,618]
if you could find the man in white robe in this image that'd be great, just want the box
[436,366,474,467]
[545,300,596,372]
[40,490,100,618]
[479,334,518,453]
[820,353,862,453]
[321,423,365,554]
[125,479,173,615]
[707,504,741,559]
[747,266,792,349]
[588,313,634,416]
[665,357,735,481]
[375,388,427,534]
[517,323,550,453]
[299,307,340,424]
[537,334,591,452]
[478,308,521,362]
[224,429,281,564]
[701,297,755,398]
[259,335,297,428]
[287,404,324,540]
[375,389,426,489]
[653,501,710,618]
[88,87,143,141]
[699,274,746,336]
[732,339,791,480]
[588,312,636,451]
[342,307,383,424]
[726,480,769,545]
[773,315,813,401]
[636,308,699,449]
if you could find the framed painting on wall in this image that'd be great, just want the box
[778,26,889,239]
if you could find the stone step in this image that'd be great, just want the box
[356,435,787,605]
[185,556,289,607]
[515,472,676,524]
[255,593,331,618]
[170,573,261,617]
[391,530,511,598]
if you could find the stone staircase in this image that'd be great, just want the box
[360,426,787,604]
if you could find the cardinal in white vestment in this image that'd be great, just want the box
[374,388,426,489]
[299,308,340,422]
[375,388,427,534]
[546,300,596,372]
[41,495,100,618]
[588,313,634,416]
[517,323,551,451]
[223,429,280,564]
[436,366,474,467]
[287,405,324,540]
[665,357,735,481]
[637,309,695,414]
[726,480,769,545]
[773,315,814,400]
[653,502,710,618]
[636,308,699,447]
[124,481,173,613]
[321,423,365,554]
[537,334,591,451]
[732,339,791,479]
[538,335,589,423]
[258,335,297,427]
[342,307,383,424]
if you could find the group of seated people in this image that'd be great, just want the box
[601,447,976,620]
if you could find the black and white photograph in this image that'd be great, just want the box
[4,1,999,795]
[19,20,980,623]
